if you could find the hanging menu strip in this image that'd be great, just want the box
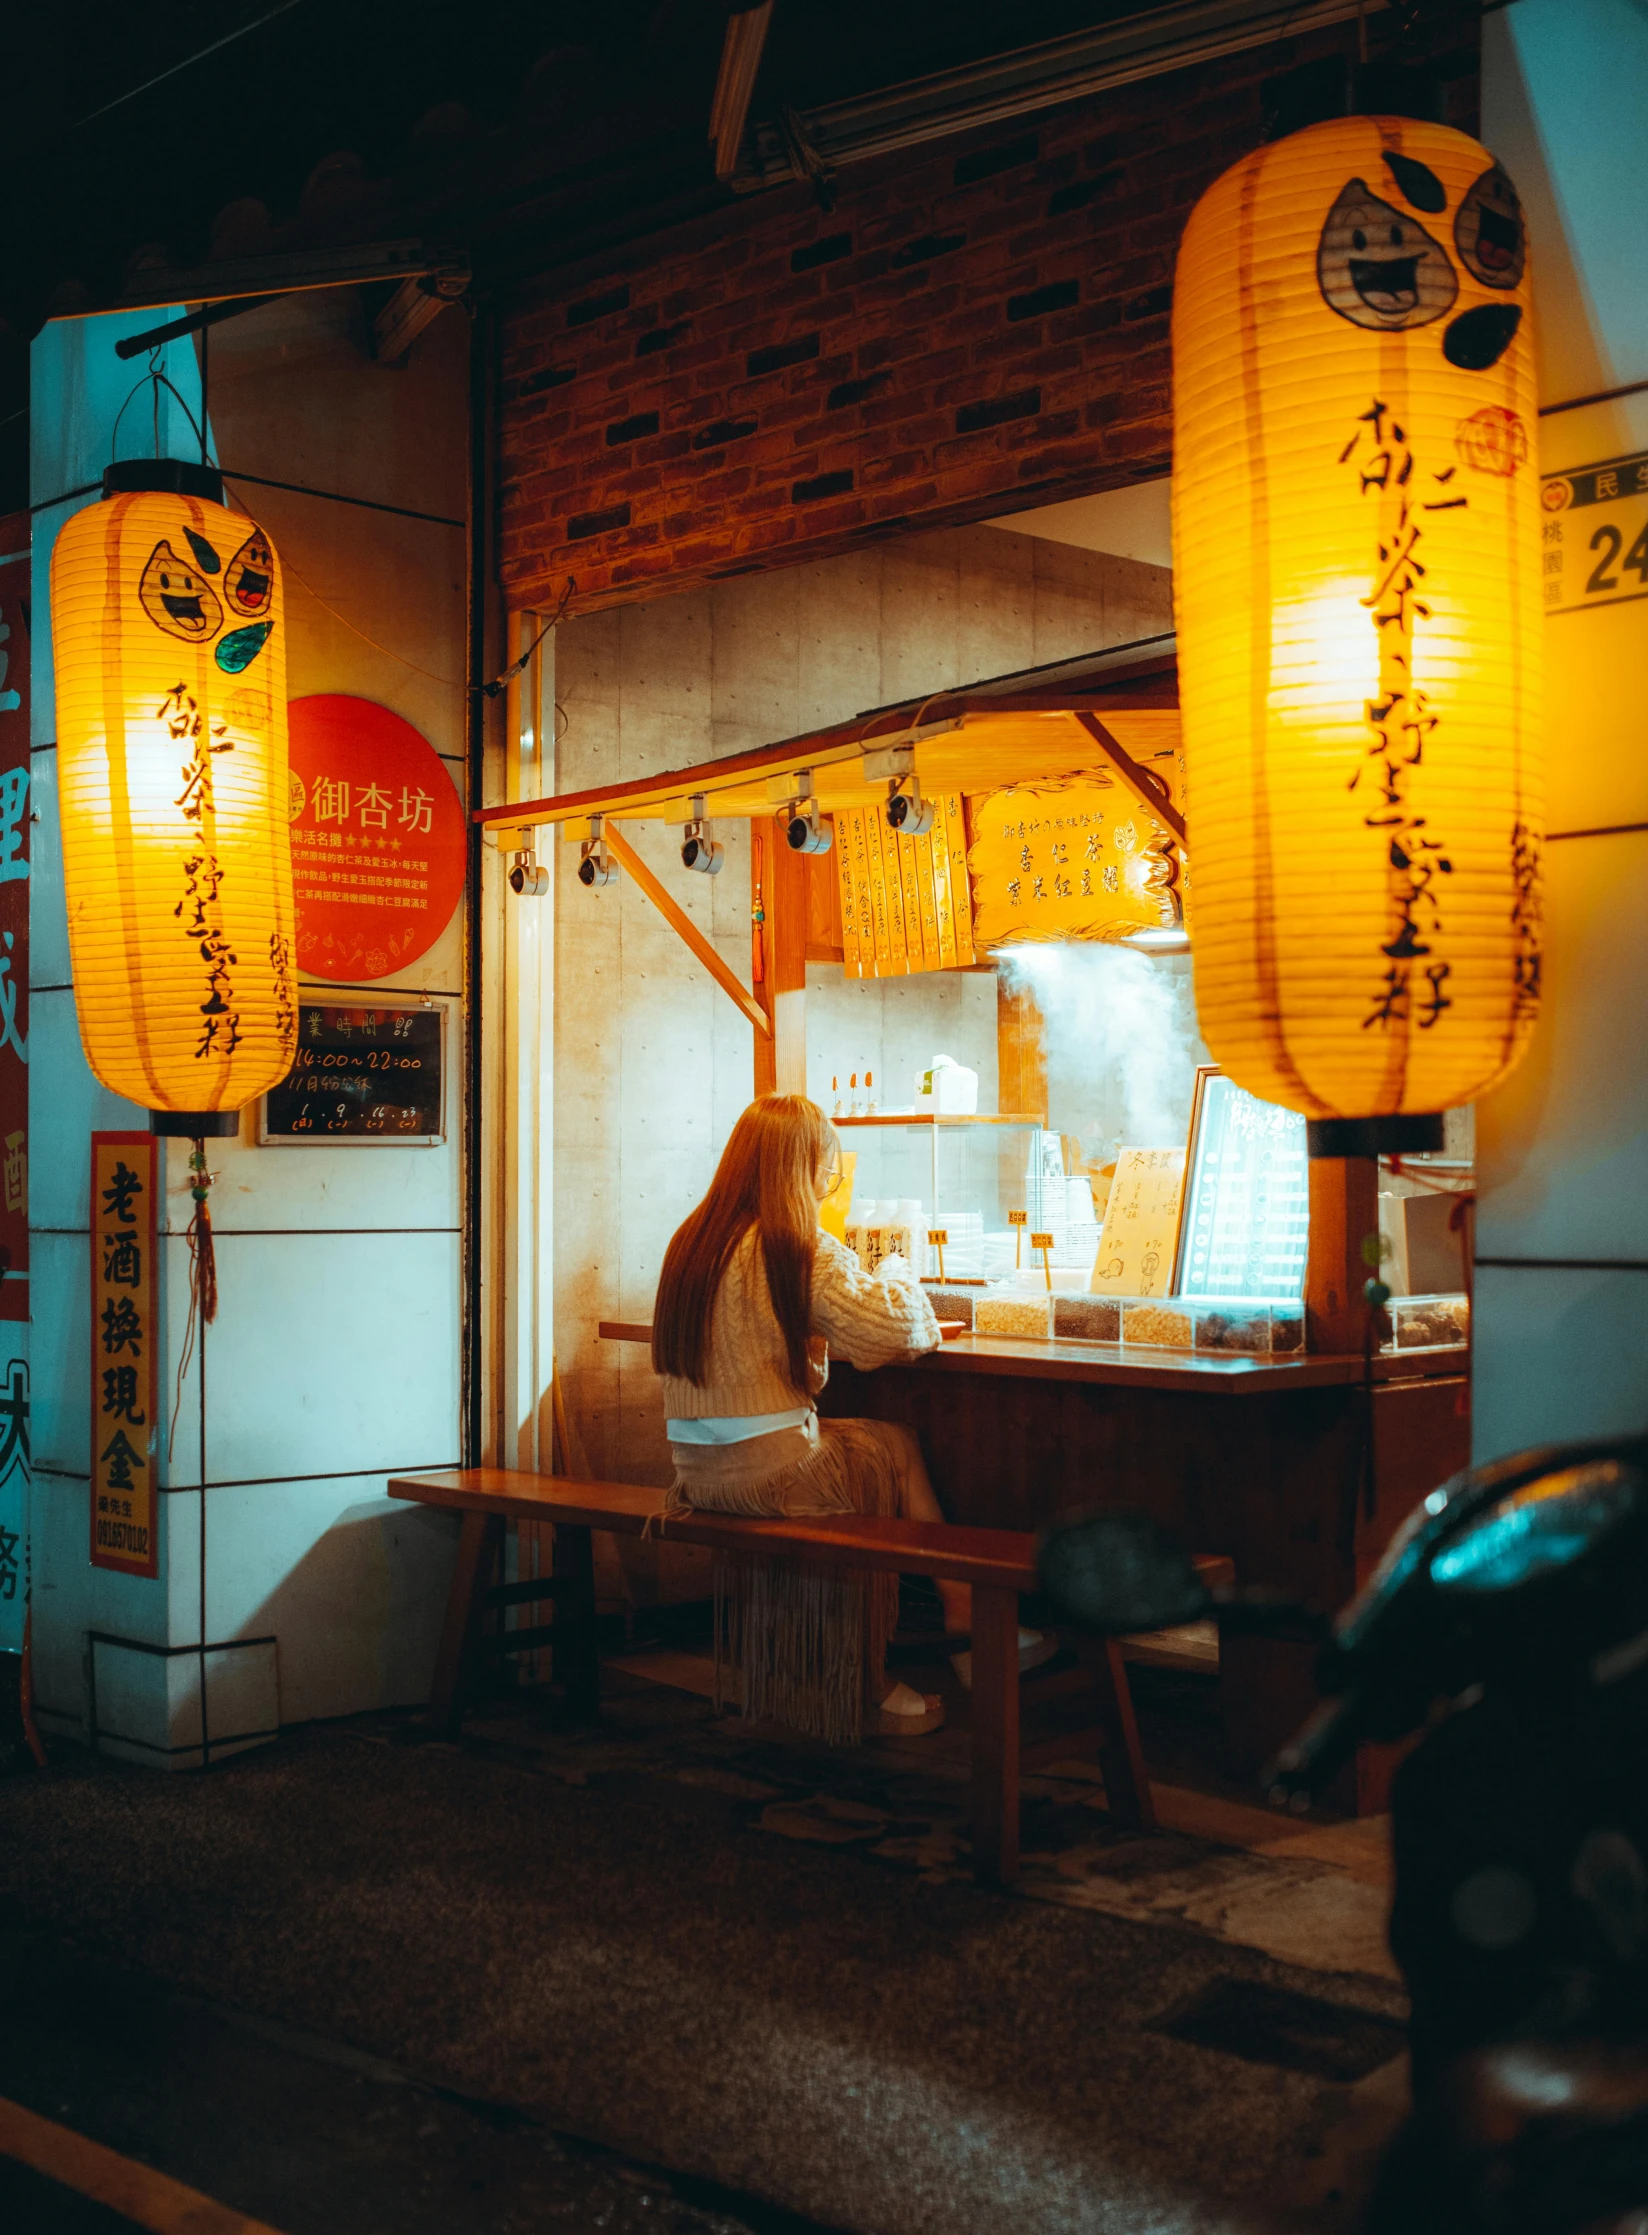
[834,803,967,978]
[835,819,862,977]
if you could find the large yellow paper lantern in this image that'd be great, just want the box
[52,461,297,1130]
[1172,118,1541,1153]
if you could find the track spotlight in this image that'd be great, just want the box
[773,769,831,855]
[577,816,615,888]
[509,845,549,897]
[884,773,935,836]
[681,795,724,874]
[785,800,831,854]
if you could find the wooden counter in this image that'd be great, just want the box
[860,1329,1462,1395]
[816,1335,1468,1804]
[598,1316,1469,1802]
[600,1317,1459,1394]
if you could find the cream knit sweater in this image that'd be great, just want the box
[658,1226,941,1422]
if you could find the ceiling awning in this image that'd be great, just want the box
[478,634,1182,839]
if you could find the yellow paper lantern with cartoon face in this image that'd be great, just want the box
[1172,119,1541,1153]
[51,462,297,1129]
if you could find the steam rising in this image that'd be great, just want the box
[997,943,1206,1155]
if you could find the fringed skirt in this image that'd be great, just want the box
[664,1415,907,1747]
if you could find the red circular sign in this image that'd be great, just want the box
[287,696,466,982]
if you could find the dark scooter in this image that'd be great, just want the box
[1036,1436,1648,2234]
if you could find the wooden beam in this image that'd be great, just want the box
[473,647,1180,832]
[770,823,808,1094]
[601,822,771,1039]
[1304,1155,1380,1354]
[753,826,776,1095]
[751,817,808,1094]
[1074,710,1188,846]
[710,1,773,180]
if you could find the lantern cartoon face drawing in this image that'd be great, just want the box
[1454,164,1525,288]
[139,541,224,642]
[224,531,273,616]
[138,523,275,673]
[1317,180,1458,329]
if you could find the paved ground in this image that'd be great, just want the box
[0,1926,807,2235]
[0,1673,1409,2235]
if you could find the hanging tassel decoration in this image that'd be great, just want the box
[167,1138,221,1470]
[188,1138,219,1325]
[751,833,766,986]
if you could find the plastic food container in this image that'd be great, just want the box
[1192,1303,1274,1355]
[1121,1301,1194,1349]
[1386,1293,1470,1350]
[975,1290,1055,1340]
[1270,1310,1305,1354]
[922,1286,977,1327]
[1052,1295,1122,1344]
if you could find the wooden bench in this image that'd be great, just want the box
[389,1468,1194,1886]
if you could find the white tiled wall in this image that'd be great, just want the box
[203,1475,459,1727]
[30,295,468,1754]
[1474,2,1648,1460]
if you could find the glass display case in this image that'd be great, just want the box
[836,1114,1094,1280]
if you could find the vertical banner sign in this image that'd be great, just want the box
[89,1134,159,1579]
[0,518,28,1652]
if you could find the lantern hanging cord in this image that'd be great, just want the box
[217,474,468,689]
[480,579,576,699]
[108,361,209,473]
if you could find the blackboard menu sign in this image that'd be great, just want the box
[259,1001,445,1144]
[1172,1066,1309,1302]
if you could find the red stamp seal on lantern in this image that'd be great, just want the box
[287,695,465,982]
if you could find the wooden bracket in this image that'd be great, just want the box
[600,821,772,1039]
[1074,710,1188,847]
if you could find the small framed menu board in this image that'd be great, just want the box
[1172,1066,1308,1302]
[259,1000,445,1145]
[1090,1148,1187,1298]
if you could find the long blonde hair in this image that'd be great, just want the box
[652,1096,837,1394]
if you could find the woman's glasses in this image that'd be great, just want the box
[821,1163,845,1196]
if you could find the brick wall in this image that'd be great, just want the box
[500,17,1478,614]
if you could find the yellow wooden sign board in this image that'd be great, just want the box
[966,772,1178,950]
[1089,1147,1187,1299]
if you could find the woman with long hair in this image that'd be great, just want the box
[653,1094,972,1742]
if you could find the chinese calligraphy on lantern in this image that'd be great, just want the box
[89,1134,158,1578]
[159,680,245,1062]
[1340,397,1483,1035]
